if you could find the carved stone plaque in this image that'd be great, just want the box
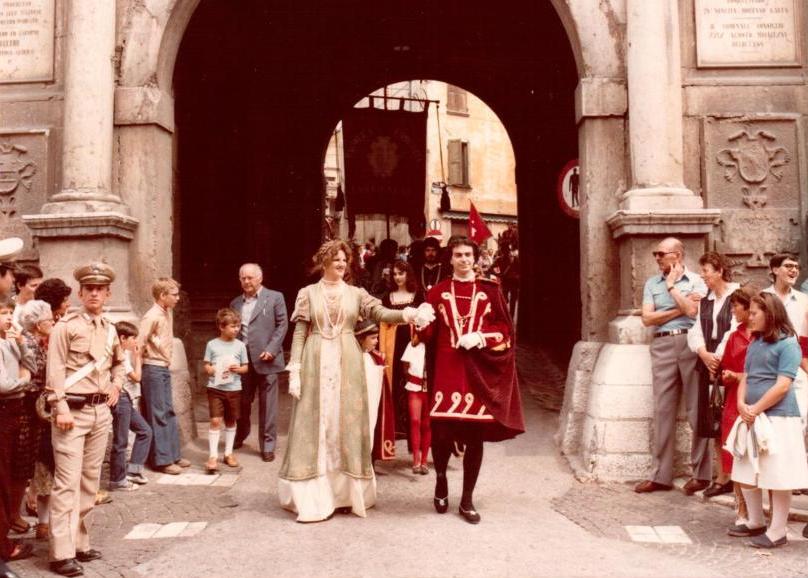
[695,0,801,67]
[0,0,55,83]
[0,129,48,260]
[703,117,797,210]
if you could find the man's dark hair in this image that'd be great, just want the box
[0,263,15,281]
[115,320,139,339]
[768,253,799,282]
[14,264,43,291]
[447,235,480,261]
[34,278,72,313]
[422,237,441,251]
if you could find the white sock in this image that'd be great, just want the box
[208,429,221,458]
[37,496,49,524]
[740,487,765,528]
[768,490,791,541]
[224,427,236,457]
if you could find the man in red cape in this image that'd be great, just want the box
[417,235,524,524]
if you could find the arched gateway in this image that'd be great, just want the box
[6,0,804,481]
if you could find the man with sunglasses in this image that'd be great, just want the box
[763,254,808,423]
[635,237,710,495]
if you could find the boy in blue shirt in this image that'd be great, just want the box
[203,309,248,473]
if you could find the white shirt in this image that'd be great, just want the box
[763,284,808,337]
[688,282,740,357]
[240,287,263,340]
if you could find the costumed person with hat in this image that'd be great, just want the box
[355,319,395,462]
[416,235,524,524]
[45,263,125,576]
[414,236,447,293]
[0,237,33,577]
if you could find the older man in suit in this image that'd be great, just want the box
[231,263,288,461]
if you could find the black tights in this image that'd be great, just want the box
[433,433,484,509]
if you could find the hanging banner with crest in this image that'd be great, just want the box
[342,103,428,228]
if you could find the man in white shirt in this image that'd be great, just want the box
[762,253,808,421]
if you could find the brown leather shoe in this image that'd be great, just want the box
[223,454,239,468]
[634,480,673,493]
[36,522,49,540]
[683,478,710,496]
[262,451,275,462]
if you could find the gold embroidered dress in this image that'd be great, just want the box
[278,281,406,522]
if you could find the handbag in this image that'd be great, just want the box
[705,374,725,439]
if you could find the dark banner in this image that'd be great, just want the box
[342,105,427,224]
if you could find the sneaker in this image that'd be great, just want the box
[126,472,149,485]
[109,480,139,492]
[160,463,183,475]
[175,457,192,468]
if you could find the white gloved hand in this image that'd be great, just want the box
[402,306,418,324]
[413,303,436,330]
[286,362,301,400]
[457,332,485,350]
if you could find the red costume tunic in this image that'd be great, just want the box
[719,324,752,474]
[419,277,524,442]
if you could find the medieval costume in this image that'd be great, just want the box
[418,275,524,522]
[278,281,411,522]
[380,290,424,443]
[355,320,396,462]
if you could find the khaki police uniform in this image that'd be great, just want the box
[45,263,125,562]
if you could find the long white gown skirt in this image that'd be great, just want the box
[279,338,376,522]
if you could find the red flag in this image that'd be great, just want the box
[468,202,492,244]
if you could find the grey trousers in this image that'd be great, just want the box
[649,333,712,485]
[236,368,279,453]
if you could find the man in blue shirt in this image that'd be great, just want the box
[635,237,710,495]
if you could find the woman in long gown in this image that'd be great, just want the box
[279,240,432,522]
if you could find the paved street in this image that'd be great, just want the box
[7,348,808,577]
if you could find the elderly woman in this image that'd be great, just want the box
[17,299,54,540]
[279,240,433,522]
[727,293,808,548]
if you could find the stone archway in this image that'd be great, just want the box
[114,0,628,340]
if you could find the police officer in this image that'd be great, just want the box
[46,263,125,577]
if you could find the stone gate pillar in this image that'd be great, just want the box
[23,0,138,318]
[561,0,721,481]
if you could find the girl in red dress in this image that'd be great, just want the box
[718,285,758,522]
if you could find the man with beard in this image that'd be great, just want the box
[415,236,448,293]
[417,235,524,524]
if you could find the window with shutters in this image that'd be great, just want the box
[446,85,468,115]
[447,140,470,188]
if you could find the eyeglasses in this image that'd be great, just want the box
[652,251,677,258]
[780,263,800,270]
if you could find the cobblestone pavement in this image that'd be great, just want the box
[6,344,808,577]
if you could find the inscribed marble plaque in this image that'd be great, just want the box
[0,0,54,83]
[695,0,801,67]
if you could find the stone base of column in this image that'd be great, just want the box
[41,191,131,215]
[558,341,695,482]
[22,211,139,320]
[620,187,703,211]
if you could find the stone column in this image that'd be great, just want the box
[23,0,138,320]
[45,0,123,213]
[622,0,700,211]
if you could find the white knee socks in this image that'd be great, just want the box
[740,487,765,529]
[209,429,221,458]
[768,490,791,541]
[224,427,236,457]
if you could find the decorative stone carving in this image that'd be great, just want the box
[0,143,37,220]
[715,129,791,208]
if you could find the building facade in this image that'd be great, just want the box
[0,0,806,479]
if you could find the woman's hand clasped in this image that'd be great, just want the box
[738,402,757,424]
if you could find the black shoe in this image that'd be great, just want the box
[749,533,787,549]
[6,543,32,561]
[703,481,734,498]
[727,523,766,537]
[433,496,448,514]
[49,559,84,577]
[335,506,352,514]
[75,549,102,563]
[458,504,481,524]
[0,560,20,578]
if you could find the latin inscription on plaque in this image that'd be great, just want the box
[0,0,54,83]
[695,0,801,67]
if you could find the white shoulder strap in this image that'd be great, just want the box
[63,323,118,392]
